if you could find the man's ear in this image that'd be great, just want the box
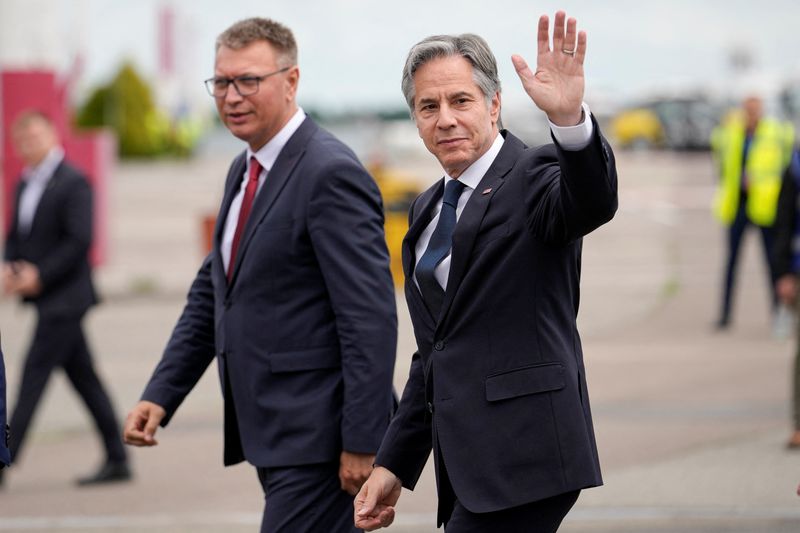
[285,65,300,101]
[490,92,501,125]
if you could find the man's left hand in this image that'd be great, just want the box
[6,261,42,297]
[339,451,375,495]
[511,10,586,126]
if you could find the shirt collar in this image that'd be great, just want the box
[443,133,504,191]
[23,147,64,185]
[247,107,306,172]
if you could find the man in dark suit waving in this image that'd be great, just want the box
[2,111,129,486]
[123,17,397,532]
[356,11,617,532]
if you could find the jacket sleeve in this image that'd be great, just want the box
[774,162,798,278]
[374,351,432,489]
[307,158,398,454]
[141,255,217,425]
[35,176,93,288]
[525,115,619,245]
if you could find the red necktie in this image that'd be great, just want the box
[228,156,262,280]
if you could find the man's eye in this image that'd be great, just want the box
[213,79,229,90]
[237,77,259,88]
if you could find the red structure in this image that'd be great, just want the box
[1,70,114,265]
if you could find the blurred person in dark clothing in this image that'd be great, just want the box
[711,96,795,331]
[1,341,10,471]
[1,110,130,487]
[123,17,396,533]
[772,148,800,448]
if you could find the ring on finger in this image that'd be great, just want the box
[562,48,575,55]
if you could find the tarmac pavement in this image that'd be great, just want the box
[0,147,799,532]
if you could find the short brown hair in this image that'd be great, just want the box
[216,18,297,67]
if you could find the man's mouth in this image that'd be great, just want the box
[437,137,466,147]
[227,112,251,124]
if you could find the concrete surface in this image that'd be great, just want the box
[0,147,798,532]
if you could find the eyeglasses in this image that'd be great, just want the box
[204,67,290,98]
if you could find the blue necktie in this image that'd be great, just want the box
[416,179,466,316]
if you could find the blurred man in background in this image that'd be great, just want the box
[772,147,800,448]
[1,110,130,487]
[123,17,397,532]
[712,95,794,331]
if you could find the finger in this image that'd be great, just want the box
[537,14,550,55]
[356,484,378,517]
[511,54,531,77]
[575,30,587,65]
[142,410,161,444]
[552,10,566,52]
[564,16,577,53]
[356,505,395,531]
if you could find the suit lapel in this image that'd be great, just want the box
[214,153,247,283]
[437,132,525,324]
[402,181,444,325]
[27,163,64,237]
[226,118,318,288]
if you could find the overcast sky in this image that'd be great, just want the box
[3,0,800,111]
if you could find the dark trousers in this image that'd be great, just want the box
[445,491,580,533]
[256,461,360,533]
[437,440,579,532]
[8,312,126,464]
[719,205,778,325]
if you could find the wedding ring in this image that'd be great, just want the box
[562,48,575,55]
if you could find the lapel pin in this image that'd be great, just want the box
[482,188,492,195]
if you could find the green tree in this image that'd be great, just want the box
[76,62,173,157]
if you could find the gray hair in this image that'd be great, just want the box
[216,17,297,67]
[401,33,502,125]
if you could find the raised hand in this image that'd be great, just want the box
[511,10,586,126]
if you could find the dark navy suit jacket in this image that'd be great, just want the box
[0,344,9,467]
[376,120,618,521]
[142,117,397,467]
[4,161,97,318]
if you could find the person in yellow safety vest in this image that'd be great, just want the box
[712,95,795,329]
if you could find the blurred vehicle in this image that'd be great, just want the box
[611,96,723,150]
[369,162,421,286]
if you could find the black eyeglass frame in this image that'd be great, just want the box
[204,67,291,97]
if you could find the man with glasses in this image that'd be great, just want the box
[123,18,397,532]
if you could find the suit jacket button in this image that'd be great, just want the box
[433,340,444,351]
[427,402,434,413]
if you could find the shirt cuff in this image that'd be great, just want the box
[549,102,594,151]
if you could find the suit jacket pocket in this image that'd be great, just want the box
[485,362,565,402]
[269,346,341,373]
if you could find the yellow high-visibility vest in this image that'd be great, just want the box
[711,115,794,227]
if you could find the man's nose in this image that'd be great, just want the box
[223,83,244,104]
[436,105,457,129]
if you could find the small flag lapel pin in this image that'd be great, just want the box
[481,187,492,195]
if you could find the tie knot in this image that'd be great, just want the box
[443,179,466,208]
[248,157,262,182]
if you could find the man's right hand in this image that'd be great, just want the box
[123,401,166,446]
[354,466,402,531]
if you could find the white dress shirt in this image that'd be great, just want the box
[17,147,65,236]
[414,102,595,290]
[221,108,306,273]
